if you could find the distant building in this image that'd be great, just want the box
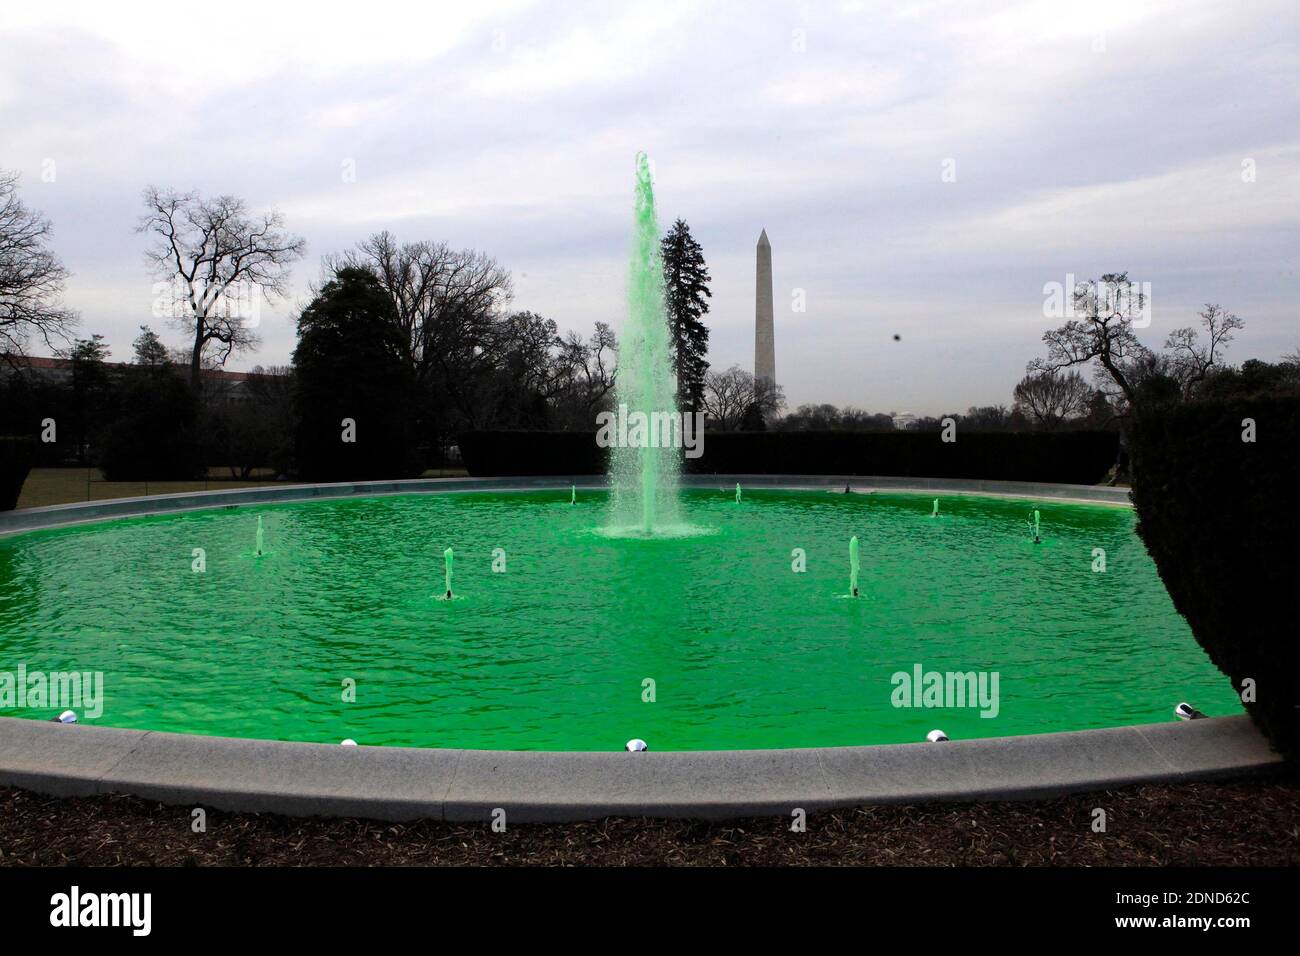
[0,354,286,403]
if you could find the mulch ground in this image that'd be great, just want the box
[2,774,1297,866]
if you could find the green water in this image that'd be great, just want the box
[0,490,1238,751]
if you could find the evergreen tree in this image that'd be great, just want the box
[660,218,711,410]
[66,335,114,463]
[132,325,171,368]
[100,324,208,480]
[293,267,420,480]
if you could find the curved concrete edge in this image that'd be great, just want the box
[697,474,1132,506]
[0,474,1130,536]
[0,715,1279,823]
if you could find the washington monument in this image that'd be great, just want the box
[754,228,775,386]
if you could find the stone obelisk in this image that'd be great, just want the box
[754,228,775,386]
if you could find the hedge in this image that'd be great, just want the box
[1129,396,1300,760]
[0,377,79,466]
[459,430,608,476]
[97,373,205,481]
[459,429,1119,484]
[0,436,36,511]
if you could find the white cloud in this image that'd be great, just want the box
[1,0,1297,414]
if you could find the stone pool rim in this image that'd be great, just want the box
[0,714,1279,822]
[4,475,1277,821]
[0,473,1132,537]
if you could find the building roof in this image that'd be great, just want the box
[2,354,285,383]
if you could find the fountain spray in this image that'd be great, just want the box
[1032,509,1041,544]
[849,535,860,597]
[255,516,264,557]
[931,498,939,518]
[571,484,576,505]
[607,152,681,534]
[735,483,742,504]
[443,547,454,599]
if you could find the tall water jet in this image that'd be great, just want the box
[443,547,454,599]
[849,535,860,597]
[1031,509,1041,544]
[931,498,939,518]
[735,483,742,504]
[607,152,681,534]
[255,516,265,557]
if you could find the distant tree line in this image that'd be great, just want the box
[1026,273,1300,409]
[751,275,1300,438]
[294,235,622,477]
[0,173,636,480]
[0,324,292,478]
[5,166,1299,483]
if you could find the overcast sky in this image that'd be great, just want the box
[2,0,1296,415]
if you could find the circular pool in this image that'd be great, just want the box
[0,485,1238,751]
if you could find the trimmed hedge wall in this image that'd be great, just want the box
[459,429,1119,484]
[1129,396,1300,760]
[460,431,608,476]
[0,436,36,511]
[686,430,1117,482]
[97,373,205,482]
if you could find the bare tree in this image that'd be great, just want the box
[326,231,514,440]
[329,232,512,380]
[751,376,787,424]
[1013,370,1095,427]
[961,404,1023,431]
[775,404,896,431]
[1029,272,1150,407]
[700,366,752,430]
[549,321,617,428]
[138,186,305,391]
[494,311,567,400]
[0,171,77,363]
[701,365,785,430]
[1164,304,1244,397]
[466,314,622,430]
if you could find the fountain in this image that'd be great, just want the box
[849,535,860,597]
[1031,509,1041,544]
[606,152,681,535]
[0,154,1239,763]
[931,498,939,518]
[571,484,576,505]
